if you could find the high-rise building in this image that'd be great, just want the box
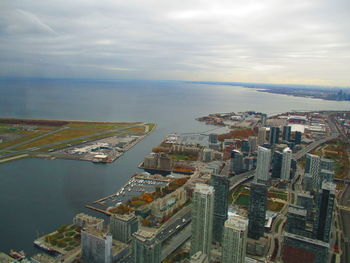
[231,150,243,174]
[286,205,308,237]
[73,213,104,231]
[257,127,267,146]
[294,131,302,145]
[133,230,161,263]
[191,184,214,257]
[282,126,292,141]
[305,153,321,192]
[271,150,283,179]
[260,113,267,127]
[269,126,280,145]
[254,146,271,184]
[313,181,335,243]
[110,212,139,243]
[320,158,334,172]
[248,136,258,152]
[81,229,112,263]
[222,215,248,263]
[209,134,218,144]
[281,147,292,181]
[248,183,267,240]
[282,232,329,263]
[241,139,250,155]
[296,192,314,221]
[211,174,229,243]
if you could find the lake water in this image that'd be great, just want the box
[0,78,348,254]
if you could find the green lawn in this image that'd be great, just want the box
[235,194,250,206]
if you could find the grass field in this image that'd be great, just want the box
[235,194,250,206]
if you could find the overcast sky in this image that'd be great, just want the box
[1,0,349,86]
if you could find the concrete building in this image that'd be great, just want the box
[81,229,112,263]
[248,183,267,240]
[254,146,271,184]
[282,125,292,141]
[257,127,267,146]
[191,184,214,258]
[73,213,104,231]
[269,126,280,145]
[231,150,243,174]
[296,192,314,221]
[222,215,248,263]
[281,147,292,181]
[110,212,139,243]
[313,181,335,243]
[211,174,229,243]
[133,230,160,263]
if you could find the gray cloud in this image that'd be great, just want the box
[0,0,349,85]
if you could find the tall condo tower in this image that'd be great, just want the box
[191,183,215,258]
[222,215,248,263]
[255,146,271,184]
[281,147,292,181]
[248,183,267,240]
[211,174,229,243]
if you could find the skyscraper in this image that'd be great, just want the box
[257,127,267,146]
[320,158,334,172]
[313,181,336,243]
[209,133,218,144]
[248,136,258,152]
[305,153,321,192]
[241,139,250,155]
[110,212,139,243]
[231,150,243,174]
[81,229,112,263]
[191,184,215,257]
[294,131,302,145]
[282,126,292,141]
[211,174,229,243]
[248,183,267,240]
[221,215,248,263]
[254,146,271,184]
[281,147,292,181]
[133,230,161,263]
[286,205,308,237]
[269,126,280,145]
[271,150,283,179]
[260,113,267,127]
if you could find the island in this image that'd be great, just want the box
[0,118,155,163]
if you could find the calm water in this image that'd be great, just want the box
[0,78,348,254]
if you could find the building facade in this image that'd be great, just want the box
[222,215,248,263]
[248,183,267,240]
[254,146,271,183]
[191,184,215,257]
[81,229,112,263]
[281,147,292,181]
[110,212,139,243]
[133,230,161,263]
[211,174,229,243]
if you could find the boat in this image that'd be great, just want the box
[9,250,25,260]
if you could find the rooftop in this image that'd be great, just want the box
[225,214,248,231]
[31,254,56,263]
[194,183,214,195]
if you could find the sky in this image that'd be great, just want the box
[1,0,350,86]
